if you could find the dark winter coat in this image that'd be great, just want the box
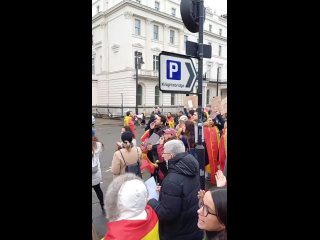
[148,152,203,240]
[205,230,227,240]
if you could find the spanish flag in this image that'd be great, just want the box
[104,205,159,240]
[140,153,156,174]
[141,129,150,142]
[203,126,220,185]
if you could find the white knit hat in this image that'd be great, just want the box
[117,179,148,220]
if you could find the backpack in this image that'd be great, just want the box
[119,148,142,178]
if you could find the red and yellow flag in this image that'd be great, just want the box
[219,127,227,172]
[203,126,220,185]
[140,153,156,174]
[104,205,159,240]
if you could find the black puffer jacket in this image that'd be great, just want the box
[148,152,203,240]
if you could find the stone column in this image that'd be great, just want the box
[179,28,185,54]
[163,24,169,51]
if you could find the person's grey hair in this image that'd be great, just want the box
[104,173,147,221]
[164,139,185,156]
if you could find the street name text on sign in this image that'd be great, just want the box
[159,51,197,93]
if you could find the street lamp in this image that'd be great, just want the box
[216,65,220,97]
[135,51,144,115]
[120,93,123,118]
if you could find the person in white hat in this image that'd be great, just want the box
[104,173,159,240]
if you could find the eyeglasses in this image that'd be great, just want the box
[198,200,217,217]
[162,152,172,157]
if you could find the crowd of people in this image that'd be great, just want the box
[92,104,228,240]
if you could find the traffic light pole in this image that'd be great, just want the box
[216,66,220,96]
[195,0,205,190]
[135,51,139,115]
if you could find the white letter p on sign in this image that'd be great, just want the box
[169,62,178,78]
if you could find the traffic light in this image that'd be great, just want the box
[180,0,206,33]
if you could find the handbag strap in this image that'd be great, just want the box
[136,147,139,162]
[136,147,141,166]
[120,148,140,166]
[119,150,127,166]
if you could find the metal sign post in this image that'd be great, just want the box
[195,0,205,190]
[180,0,207,190]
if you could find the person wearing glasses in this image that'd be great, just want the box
[147,139,203,240]
[197,189,227,240]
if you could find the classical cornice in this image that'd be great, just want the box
[132,34,146,41]
[94,41,102,47]
[205,17,227,28]
[92,0,227,41]
[168,0,180,5]
[151,39,163,44]
[211,55,227,60]
[151,47,161,52]
[204,31,227,42]
[92,0,99,5]
[94,0,183,26]
[124,11,133,19]
[108,68,134,74]
[92,12,103,22]
[132,43,144,49]
[111,44,120,53]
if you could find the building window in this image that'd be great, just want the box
[184,35,188,49]
[219,45,222,56]
[171,93,175,105]
[92,57,95,74]
[97,5,100,13]
[219,28,222,36]
[153,25,159,40]
[135,19,141,35]
[171,8,176,16]
[170,30,175,44]
[206,89,210,104]
[209,24,212,32]
[153,55,159,71]
[136,0,141,3]
[155,86,160,105]
[137,84,142,105]
[155,1,160,11]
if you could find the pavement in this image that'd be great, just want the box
[92,117,219,239]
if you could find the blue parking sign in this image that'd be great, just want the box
[166,60,181,80]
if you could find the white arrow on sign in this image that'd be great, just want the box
[159,52,197,93]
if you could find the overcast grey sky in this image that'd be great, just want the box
[205,0,227,15]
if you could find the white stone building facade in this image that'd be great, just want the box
[92,0,227,113]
